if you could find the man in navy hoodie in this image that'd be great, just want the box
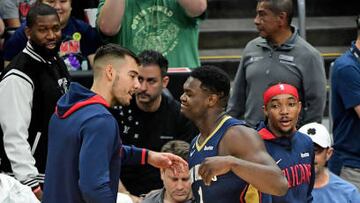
[257,83,315,202]
[43,44,187,203]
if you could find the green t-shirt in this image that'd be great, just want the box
[98,0,202,68]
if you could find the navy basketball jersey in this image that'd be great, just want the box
[189,116,261,203]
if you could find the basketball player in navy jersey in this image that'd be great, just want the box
[257,83,315,202]
[180,66,288,203]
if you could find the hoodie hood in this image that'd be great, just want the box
[257,121,293,150]
[55,82,109,118]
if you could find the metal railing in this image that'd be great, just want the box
[297,0,306,40]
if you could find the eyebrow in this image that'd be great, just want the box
[270,96,297,102]
[128,70,139,75]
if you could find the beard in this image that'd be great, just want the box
[29,39,61,60]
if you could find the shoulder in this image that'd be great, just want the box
[161,92,181,113]
[142,189,163,203]
[244,37,264,50]
[333,52,358,71]
[329,172,358,189]
[221,123,263,152]
[294,131,314,148]
[65,17,93,34]
[294,35,321,57]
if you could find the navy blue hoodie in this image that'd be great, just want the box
[43,82,146,203]
[257,122,315,203]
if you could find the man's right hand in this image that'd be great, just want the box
[33,186,43,201]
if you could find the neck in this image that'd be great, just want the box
[136,95,162,112]
[163,191,182,203]
[196,110,226,143]
[269,27,293,47]
[314,168,330,188]
[91,81,113,107]
[266,122,294,138]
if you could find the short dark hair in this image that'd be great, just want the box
[94,43,140,65]
[161,140,190,161]
[190,65,230,108]
[138,50,168,77]
[258,0,293,25]
[26,3,59,28]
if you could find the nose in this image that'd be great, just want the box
[139,80,147,92]
[180,93,186,103]
[254,14,260,25]
[175,181,185,190]
[279,105,289,115]
[47,30,56,40]
[134,78,140,90]
[53,1,61,10]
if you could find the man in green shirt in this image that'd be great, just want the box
[97,0,206,68]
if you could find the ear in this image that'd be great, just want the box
[160,169,165,181]
[25,27,31,39]
[326,147,334,161]
[207,94,219,107]
[263,104,269,117]
[277,11,288,26]
[297,101,302,114]
[104,64,114,81]
[162,76,169,88]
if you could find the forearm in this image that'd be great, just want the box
[97,0,125,36]
[228,156,288,196]
[177,0,207,17]
[121,145,147,165]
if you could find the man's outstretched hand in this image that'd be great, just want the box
[147,151,188,174]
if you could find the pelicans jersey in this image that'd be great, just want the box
[189,116,261,203]
[257,122,315,203]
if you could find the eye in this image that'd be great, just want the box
[147,79,156,84]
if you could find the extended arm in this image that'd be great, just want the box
[177,0,207,17]
[97,0,125,36]
[198,126,288,196]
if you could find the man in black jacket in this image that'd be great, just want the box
[0,3,70,200]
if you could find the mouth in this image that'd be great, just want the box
[279,118,292,127]
[137,92,150,99]
[46,41,57,49]
[173,191,187,197]
[180,103,187,109]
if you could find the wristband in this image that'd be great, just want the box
[141,148,148,165]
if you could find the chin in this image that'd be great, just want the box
[173,197,188,202]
